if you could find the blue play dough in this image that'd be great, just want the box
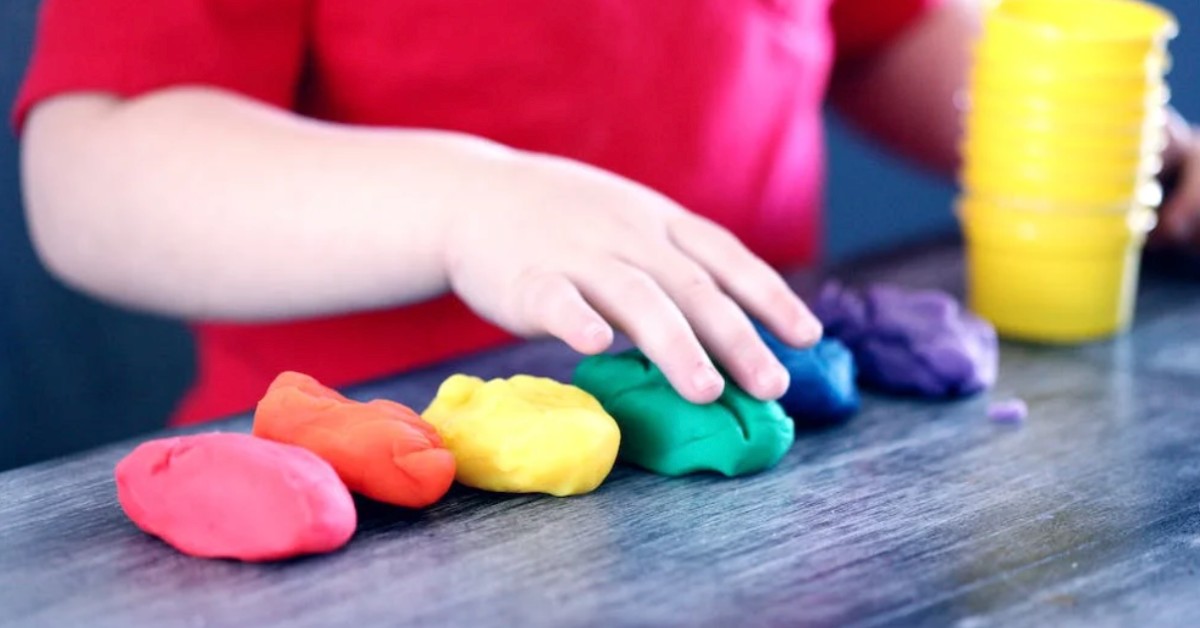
[755,323,860,425]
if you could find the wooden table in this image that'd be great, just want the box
[3,241,1200,627]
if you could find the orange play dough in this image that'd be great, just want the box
[252,371,456,508]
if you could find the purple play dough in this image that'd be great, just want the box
[814,281,998,397]
[988,399,1028,423]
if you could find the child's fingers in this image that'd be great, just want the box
[632,250,789,401]
[669,216,822,347]
[574,261,725,404]
[1160,163,1200,246]
[1159,114,1200,244]
[516,271,613,354]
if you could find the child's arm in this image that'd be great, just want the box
[826,0,978,176]
[22,88,821,403]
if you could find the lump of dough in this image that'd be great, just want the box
[115,432,356,562]
[988,398,1028,423]
[253,371,456,508]
[421,374,620,497]
[814,281,998,398]
[573,349,794,477]
[756,322,860,425]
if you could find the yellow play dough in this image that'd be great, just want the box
[421,374,621,497]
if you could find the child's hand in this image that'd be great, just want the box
[1158,110,1200,248]
[443,152,823,404]
[20,90,818,405]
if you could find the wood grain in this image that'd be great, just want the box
[3,241,1200,627]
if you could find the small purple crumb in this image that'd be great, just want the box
[988,399,1028,423]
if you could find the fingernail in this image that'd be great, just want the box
[691,365,724,397]
[800,318,824,343]
[756,366,789,397]
[582,323,609,343]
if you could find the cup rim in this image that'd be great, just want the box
[972,39,1172,67]
[985,0,1178,44]
[966,83,1170,109]
[966,97,1167,119]
[965,108,1166,132]
[972,62,1167,83]
[962,150,1164,173]
[964,118,1167,143]
[956,201,1159,252]
[955,185,1163,214]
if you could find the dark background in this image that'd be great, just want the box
[2,0,1197,471]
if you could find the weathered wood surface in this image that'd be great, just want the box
[3,241,1199,627]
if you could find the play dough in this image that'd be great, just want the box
[988,398,1028,423]
[114,432,356,562]
[814,281,998,398]
[253,371,456,508]
[573,349,794,477]
[422,374,620,496]
[756,322,860,425]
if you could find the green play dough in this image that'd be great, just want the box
[572,349,795,477]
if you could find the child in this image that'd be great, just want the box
[13,0,1200,426]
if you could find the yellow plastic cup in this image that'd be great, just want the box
[964,111,1166,160]
[963,116,1167,159]
[972,40,1170,77]
[961,143,1162,179]
[970,66,1165,104]
[958,197,1157,343]
[962,152,1162,186]
[985,0,1178,46]
[966,81,1169,116]
[966,98,1165,129]
[961,145,1164,174]
[962,165,1161,207]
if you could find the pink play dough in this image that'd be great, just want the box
[115,432,357,561]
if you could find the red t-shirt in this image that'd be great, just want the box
[14,0,937,425]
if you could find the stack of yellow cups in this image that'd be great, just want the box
[958,0,1177,343]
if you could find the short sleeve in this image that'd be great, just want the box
[830,0,944,61]
[12,0,308,131]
